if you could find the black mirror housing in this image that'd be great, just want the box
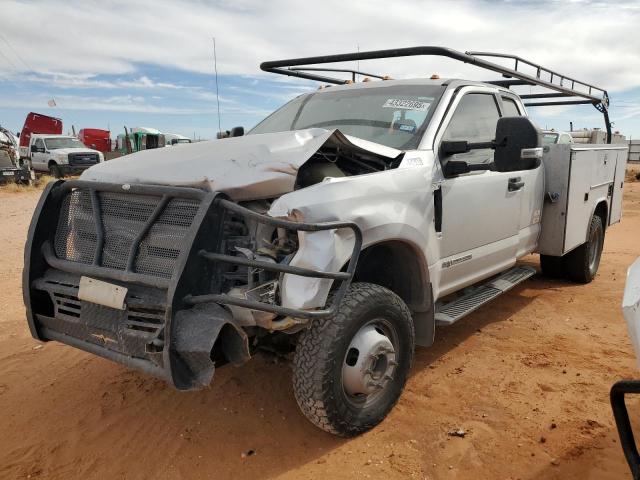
[494,116,542,171]
[440,140,469,157]
[230,126,244,137]
[444,160,471,177]
[30,145,38,153]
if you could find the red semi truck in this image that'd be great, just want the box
[18,112,63,161]
[78,128,111,153]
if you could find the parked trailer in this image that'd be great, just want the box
[570,129,626,145]
[628,140,640,163]
[116,127,165,155]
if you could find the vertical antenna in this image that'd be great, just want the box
[356,43,360,82]
[213,37,222,136]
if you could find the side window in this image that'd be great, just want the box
[442,93,501,166]
[35,138,44,150]
[501,97,522,117]
[558,133,572,144]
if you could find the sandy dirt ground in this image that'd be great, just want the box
[1,170,640,480]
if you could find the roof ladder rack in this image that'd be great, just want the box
[260,46,612,143]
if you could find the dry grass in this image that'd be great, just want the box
[627,164,640,183]
[1,174,58,193]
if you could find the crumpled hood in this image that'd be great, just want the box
[81,128,401,201]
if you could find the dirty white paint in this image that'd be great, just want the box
[623,258,640,370]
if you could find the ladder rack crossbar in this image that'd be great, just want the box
[261,46,608,108]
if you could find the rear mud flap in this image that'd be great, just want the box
[172,303,250,390]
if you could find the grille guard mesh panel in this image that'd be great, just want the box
[54,187,200,279]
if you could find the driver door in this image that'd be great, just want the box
[31,138,47,170]
[435,90,522,296]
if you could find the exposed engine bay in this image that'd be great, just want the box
[219,141,401,329]
[295,144,403,189]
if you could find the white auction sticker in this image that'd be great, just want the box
[383,99,430,111]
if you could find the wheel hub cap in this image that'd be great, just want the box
[342,323,397,397]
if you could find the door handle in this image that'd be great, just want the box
[508,177,524,191]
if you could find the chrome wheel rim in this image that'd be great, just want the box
[342,319,398,407]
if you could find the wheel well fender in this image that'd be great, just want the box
[48,160,57,167]
[593,199,608,229]
[352,240,430,311]
[349,240,435,348]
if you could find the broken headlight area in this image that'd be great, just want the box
[214,199,302,329]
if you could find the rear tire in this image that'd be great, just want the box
[540,254,565,279]
[293,283,414,437]
[565,214,604,283]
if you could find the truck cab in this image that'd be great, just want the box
[164,133,192,146]
[29,134,104,177]
[116,127,165,155]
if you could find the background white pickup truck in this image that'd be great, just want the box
[27,134,103,177]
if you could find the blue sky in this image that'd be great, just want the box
[1,0,639,140]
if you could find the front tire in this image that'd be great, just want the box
[293,283,414,436]
[565,214,604,283]
[49,164,63,178]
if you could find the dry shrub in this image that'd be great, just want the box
[626,166,640,183]
[0,174,59,193]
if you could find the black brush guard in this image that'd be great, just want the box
[24,180,362,389]
[611,380,640,479]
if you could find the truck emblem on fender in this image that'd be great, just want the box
[442,254,472,268]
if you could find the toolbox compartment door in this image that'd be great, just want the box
[537,144,628,256]
[610,149,628,225]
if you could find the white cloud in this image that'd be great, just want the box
[12,72,191,90]
[0,0,639,92]
[0,92,271,116]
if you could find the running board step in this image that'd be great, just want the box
[434,266,536,326]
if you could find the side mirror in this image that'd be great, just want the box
[30,145,38,153]
[444,160,471,176]
[440,140,469,157]
[230,126,244,137]
[494,117,542,171]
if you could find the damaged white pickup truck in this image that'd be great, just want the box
[23,47,628,436]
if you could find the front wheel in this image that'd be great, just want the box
[293,283,414,436]
[49,164,63,178]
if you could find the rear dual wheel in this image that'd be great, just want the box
[540,214,604,284]
[565,214,604,283]
[293,283,414,436]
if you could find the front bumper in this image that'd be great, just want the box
[24,180,361,389]
[0,166,33,184]
[57,164,96,175]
